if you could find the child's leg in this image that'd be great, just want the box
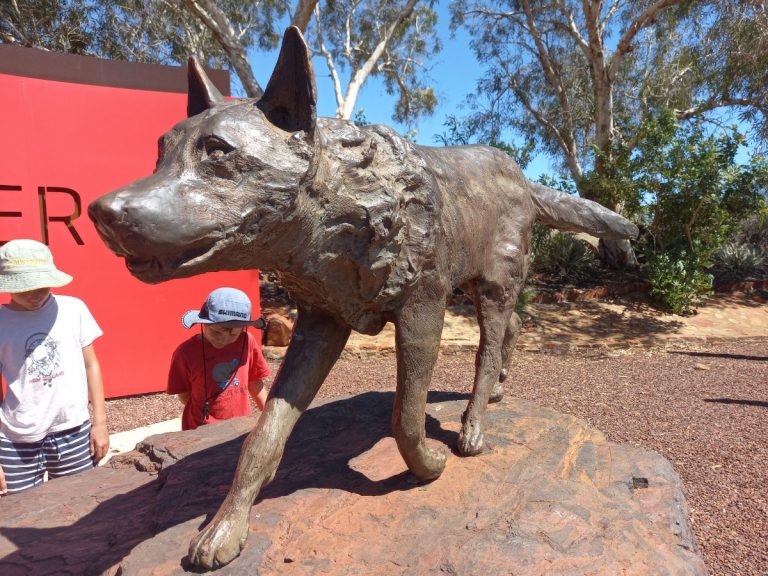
[0,436,46,493]
[45,421,95,478]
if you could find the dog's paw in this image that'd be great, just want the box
[457,420,484,456]
[188,508,249,570]
[489,381,505,403]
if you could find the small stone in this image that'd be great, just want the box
[632,477,649,489]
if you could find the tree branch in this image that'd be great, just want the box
[554,0,589,56]
[608,0,685,80]
[676,97,758,119]
[291,0,318,32]
[312,5,346,116]
[501,64,583,179]
[341,0,422,119]
[183,0,263,97]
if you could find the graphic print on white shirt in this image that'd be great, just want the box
[25,332,62,386]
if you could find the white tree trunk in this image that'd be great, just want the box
[183,0,263,98]
[316,0,421,119]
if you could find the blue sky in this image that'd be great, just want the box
[245,9,757,183]
[245,12,556,181]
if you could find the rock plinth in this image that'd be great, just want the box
[0,393,707,575]
[263,312,293,347]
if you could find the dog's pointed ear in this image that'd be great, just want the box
[187,57,226,117]
[257,26,317,133]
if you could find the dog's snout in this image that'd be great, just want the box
[88,193,126,250]
[88,193,121,228]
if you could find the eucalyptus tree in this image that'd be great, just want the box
[2,0,441,125]
[1,0,291,96]
[95,0,292,97]
[308,0,440,125]
[1,0,93,53]
[451,0,768,267]
[689,1,768,145]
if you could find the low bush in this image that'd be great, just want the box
[533,232,597,282]
[710,242,767,281]
[646,252,713,315]
[515,287,536,316]
[736,213,768,252]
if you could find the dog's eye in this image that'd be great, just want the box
[204,137,234,160]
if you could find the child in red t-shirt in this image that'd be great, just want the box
[167,287,271,431]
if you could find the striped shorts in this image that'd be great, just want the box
[0,421,95,494]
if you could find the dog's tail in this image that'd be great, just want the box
[529,181,638,240]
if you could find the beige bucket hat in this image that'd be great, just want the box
[0,239,73,293]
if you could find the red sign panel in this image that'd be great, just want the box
[0,52,261,398]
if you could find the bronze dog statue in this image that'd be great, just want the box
[89,27,638,569]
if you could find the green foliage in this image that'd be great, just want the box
[695,3,768,144]
[435,114,535,170]
[1,0,93,53]
[710,242,767,282]
[528,223,551,265]
[310,0,441,126]
[736,211,768,252]
[352,108,369,127]
[515,287,535,316]
[453,1,767,182]
[646,252,713,315]
[578,142,641,217]
[635,112,768,259]
[536,174,576,195]
[581,108,768,272]
[532,232,597,282]
[1,0,287,72]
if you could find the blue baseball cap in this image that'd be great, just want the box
[182,287,265,329]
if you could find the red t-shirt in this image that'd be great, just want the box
[167,330,270,431]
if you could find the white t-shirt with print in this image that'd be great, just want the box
[0,294,103,443]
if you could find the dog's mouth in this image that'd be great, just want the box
[124,242,219,282]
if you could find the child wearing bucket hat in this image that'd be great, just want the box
[167,287,271,431]
[0,239,109,496]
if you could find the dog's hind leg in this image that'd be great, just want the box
[458,281,520,455]
[392,285,448,481]
[188,309,350,570]
[489,311,522,403]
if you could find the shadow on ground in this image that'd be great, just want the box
[0,391,467,574]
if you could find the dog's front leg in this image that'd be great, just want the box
[392,287,448,481]
[188,310,351,570]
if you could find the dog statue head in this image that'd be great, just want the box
[88,27,321,283]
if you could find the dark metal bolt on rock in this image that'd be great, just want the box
[88,26,638,570]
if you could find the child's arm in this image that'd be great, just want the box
[83,344,109,461]
[0,380,4,495]
[167,346,191,408]
[248,380,268,411]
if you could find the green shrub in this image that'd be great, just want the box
[736,213,768,252]
[647,252,713,315]
[515,287,536,316]
[528,223,551,265]
[533,232,597,281]
[710,242,767,281]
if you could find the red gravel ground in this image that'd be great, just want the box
[105,339,768,576]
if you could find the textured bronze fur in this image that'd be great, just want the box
[89,27,638,570]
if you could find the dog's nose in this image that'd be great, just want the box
[88,193,124,248]
[88,193,119,228]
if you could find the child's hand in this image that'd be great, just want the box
[0,465,7,496]
[90,422,110,462]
